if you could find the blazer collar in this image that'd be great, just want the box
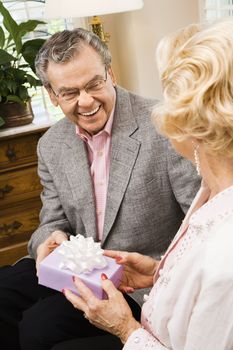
[102,86,141,243]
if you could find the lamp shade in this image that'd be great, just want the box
[45,0,144,19]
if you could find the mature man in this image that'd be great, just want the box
[0,28,200,350]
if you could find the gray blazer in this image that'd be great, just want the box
[28,86,200,304]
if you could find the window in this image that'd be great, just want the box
[1,0,74,120]
[200,0,233,22]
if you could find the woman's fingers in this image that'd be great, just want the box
[64,277,99,314]
[103,250,126,260]
[72,277,98,305]
[104,250,137,265]
[63,288,87,312]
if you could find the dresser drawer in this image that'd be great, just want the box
[0,119,53,267]
[0,166,42,208]
[0,242,29,266]
[0,199,41,249]
[0,133,42,171]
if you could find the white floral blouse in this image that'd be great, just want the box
[124,184,233,350]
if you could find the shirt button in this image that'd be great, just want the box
[134,336,140,343]
[97,150,103,156]
[97,181,104,186]
[97,211,102,216]
[159,268,163,276]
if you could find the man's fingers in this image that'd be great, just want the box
[36,232,68,276]
[51,230,68,244]
[36,244,50,263]
[36,245,50,275]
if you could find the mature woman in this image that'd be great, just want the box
[62,20,233,349]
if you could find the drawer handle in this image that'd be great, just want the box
[0,184,14,199]
[0,221,22,236]
[6,147,17,162]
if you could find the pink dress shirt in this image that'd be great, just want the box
[76,107,115,241]
[124,183,233,350]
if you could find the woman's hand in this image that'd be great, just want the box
[104,250,158,293]
[63,275,141,344]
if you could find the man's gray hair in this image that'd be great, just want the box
[35,28,112,87]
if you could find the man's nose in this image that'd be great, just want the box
[78,89,94,106]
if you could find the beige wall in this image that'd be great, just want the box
[100,0,200,99]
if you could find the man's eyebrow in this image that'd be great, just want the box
[57,87,78,93]
[86,74,104,83]
[57,74,104,93]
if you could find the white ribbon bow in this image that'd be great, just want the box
[57,234,107,274]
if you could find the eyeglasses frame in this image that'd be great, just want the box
[49,66,108,103]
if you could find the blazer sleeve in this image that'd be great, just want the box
[166,143,200,214]
[28,139,72,259]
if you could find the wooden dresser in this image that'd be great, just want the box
[0,114,56,266]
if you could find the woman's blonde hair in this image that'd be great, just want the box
[153,20,233,158]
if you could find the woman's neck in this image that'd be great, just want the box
[201,155,233,200]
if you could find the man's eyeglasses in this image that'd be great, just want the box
[50,67,108,104]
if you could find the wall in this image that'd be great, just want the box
[101,0,200,99]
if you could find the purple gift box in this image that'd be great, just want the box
[38,248,123,299]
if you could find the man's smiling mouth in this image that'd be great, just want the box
[79,105,101,117]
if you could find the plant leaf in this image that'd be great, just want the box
[18,85,30,101]
[18,20,46,37]
[0,48,15,64]
[21,38,45,72]
[0,2,22,53]
[26,73,39,87]
[0,26,5,48]
[6,95,25,103]
[6,80,17,94]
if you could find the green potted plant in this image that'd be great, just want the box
[0,1,46,128]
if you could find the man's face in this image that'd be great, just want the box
[47,45,116,135]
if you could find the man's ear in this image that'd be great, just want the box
[108,67,117,86]
[46,87,59,107]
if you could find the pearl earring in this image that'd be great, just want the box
[193,144,201,176]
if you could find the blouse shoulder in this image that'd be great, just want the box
[202,214,233,281]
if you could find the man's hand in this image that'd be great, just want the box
[104,250,158,293]
[36,230,68,274]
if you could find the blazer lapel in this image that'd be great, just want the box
[102,87,140,242]
[62,127,97,239]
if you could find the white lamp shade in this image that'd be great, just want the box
[45,0,144,19]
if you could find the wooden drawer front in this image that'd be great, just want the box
[0,133,42,171]
[0,199,41,249]
[0,242,29,266]
[0,166,42,208]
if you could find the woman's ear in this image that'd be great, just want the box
[191,137,201,147]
